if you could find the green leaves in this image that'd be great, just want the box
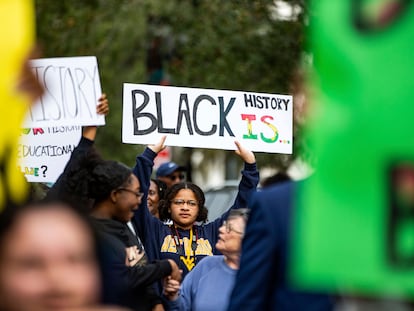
[35,0,306,173]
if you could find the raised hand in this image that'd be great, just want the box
[96,93,109,115]
[148,135,167,154]
[234,141,255,164]
[82,93,109,141]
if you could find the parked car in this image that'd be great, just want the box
[204,181,239,223]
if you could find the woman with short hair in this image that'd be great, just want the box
[163,209,250,311]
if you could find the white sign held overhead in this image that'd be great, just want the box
[122,84,293,154]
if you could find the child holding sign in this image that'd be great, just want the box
[131,137,259,280]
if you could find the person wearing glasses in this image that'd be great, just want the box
[163,209,249,311]
[131,138,259,281]
[46,96,182,311]
[156,162,186,188]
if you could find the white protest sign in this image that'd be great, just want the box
[122,84,293,154]
[23,56,104,127]
[18,126,82,183]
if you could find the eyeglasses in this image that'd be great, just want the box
[171,199,198,207]
[117,188,144,199]
[223,221,243,235]
[167,173,185,181]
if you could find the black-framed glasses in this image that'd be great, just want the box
[171,199,198,207]
[167,173,185,181]
[117,188,144,199]
[223,220,243,235]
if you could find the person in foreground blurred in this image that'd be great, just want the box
[47,95,181,311]
[227,182,335,311]
[86,157,181,311]
[163,208,249,311]
[0,200,129,311]
[260,172,291,189]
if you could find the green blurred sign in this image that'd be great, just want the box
[292,0,414,298]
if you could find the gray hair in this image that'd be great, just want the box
[227,208,249,222]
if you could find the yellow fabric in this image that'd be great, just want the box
[0,0,35,209]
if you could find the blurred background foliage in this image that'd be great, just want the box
[35,0,308,181]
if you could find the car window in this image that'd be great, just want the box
[204,187,238,223]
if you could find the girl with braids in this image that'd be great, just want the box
[132,137,259,279]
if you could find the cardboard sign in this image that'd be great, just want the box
[122,84,293,154]
[23,56,104,127]
[18,126,81,183]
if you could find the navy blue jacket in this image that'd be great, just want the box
[227,182,335,311]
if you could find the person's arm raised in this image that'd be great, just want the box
[147,135,167,154]
[46,93,109,205]
[231,140,258,208]
[131,135,167,247]
[234,140,256,164]
[210,141,259,230]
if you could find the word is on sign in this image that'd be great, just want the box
[122,84,293,154]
